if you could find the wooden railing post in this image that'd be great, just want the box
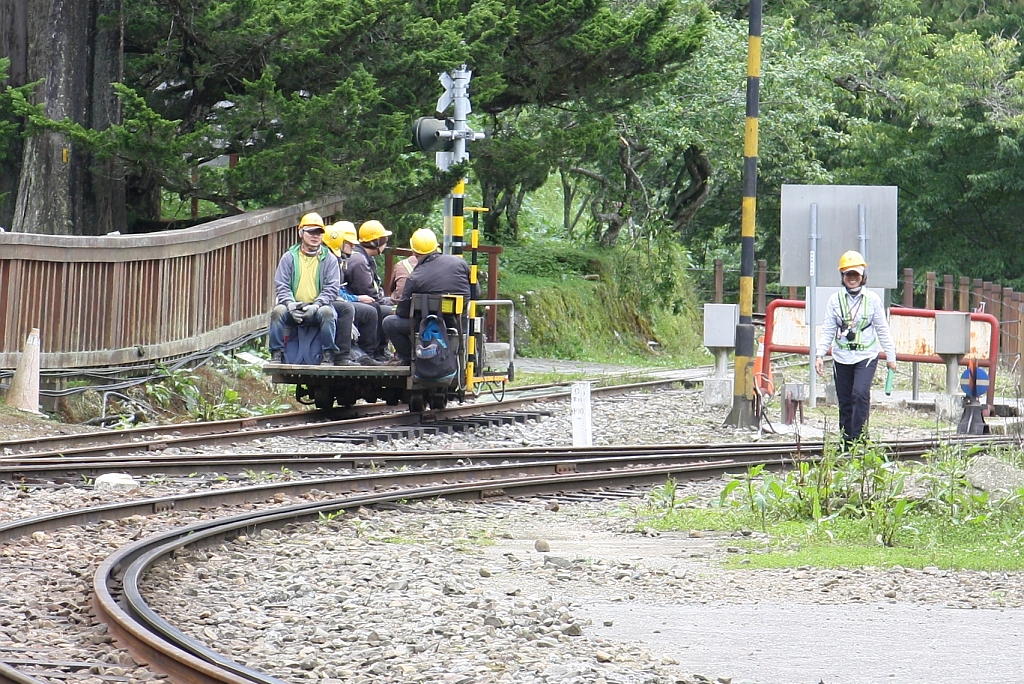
[1002,287,1015,356]
[959,276,970,312]
[925,271,936,310]
[973,279,984,311]
[713,259,724,303]
[942,274,954,310]
[1017,292,1024,359]
[756,259,767,314]
[903,268,915,307]
[788,286,798,300]
[990,283,1001,325]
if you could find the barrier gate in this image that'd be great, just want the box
[763,300,1000,408]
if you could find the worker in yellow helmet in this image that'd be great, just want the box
[814,250,897,448]
[345,219,394,362]
[268,212,341,365]
[388,227,438,301]
[325,221,379,365]
[381,228,469,366]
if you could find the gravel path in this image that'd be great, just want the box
[141,495,1024,684]
[1,383,1017,684]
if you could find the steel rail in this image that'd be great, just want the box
[0,433,996,543]
[0,429,1009,683]
[0,379,579,456]
[0,430,1009,483]
[2,356,812,460]
[0,376,701,463]
[1,354,814,458]
[0,446,780,543]
[95,458,764,683]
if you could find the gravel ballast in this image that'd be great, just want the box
[2,383,1020,684]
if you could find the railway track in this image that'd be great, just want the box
[0,427,1013,683]
[1,358,981,684]
[0,374,715,465]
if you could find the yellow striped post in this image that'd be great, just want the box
[725,0,761,427]
[451,179,465,255]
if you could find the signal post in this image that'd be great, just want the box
[412,65,485,255]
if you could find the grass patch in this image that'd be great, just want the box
[499,241,706,366]
[633,444,1024,572]
[381,535,423,545]
[510,371,589,387]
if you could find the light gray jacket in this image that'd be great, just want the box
[815,289,897,365]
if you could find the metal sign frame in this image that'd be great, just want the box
[780,185,899,289]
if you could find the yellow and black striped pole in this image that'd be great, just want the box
[465,207,487,389]
[725,0,762,427]
[451,179,465,255]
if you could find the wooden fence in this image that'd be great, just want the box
[0,197,343,369]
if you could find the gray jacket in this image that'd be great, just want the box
[274,244,341,307]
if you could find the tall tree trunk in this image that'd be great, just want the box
[0,0,29,229]
[7,0,124,236]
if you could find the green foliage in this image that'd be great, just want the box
[503,243,604,278]
[72,0,705,228]
[640,477,699,515]
[499,240,704,362]
[144,361,290,422]
[638,441,1024,569]
[718,442,918,545]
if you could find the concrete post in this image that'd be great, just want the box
[4,328,41,414]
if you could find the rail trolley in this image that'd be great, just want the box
[264,295,515,412]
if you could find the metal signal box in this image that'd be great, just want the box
[703,304,739,348]
[934,312,971,356]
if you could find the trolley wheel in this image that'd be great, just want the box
[295,384,314,405]
[429,391,449,410]
[407,392,426,413]
[313,386,334,411]
[335,389,356,408]
[385,391,401,406]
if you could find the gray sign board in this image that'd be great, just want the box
[780,185,898,289]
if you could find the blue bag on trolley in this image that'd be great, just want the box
[414,313,458,384]
[284,325,323,365]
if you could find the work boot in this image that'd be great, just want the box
[320,350,335,366]
[349,348,378,365]
[270,350,284,364]
[334,355,355,366]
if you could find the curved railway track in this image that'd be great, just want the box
[1,357,992,684]
[0,427,1012,683]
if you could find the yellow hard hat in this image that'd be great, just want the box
[323,221,358,256]
[410,228,439,255]
[298,212,325,231]
[838,250,867,273]
[358,219,392,243]
[323,225,345,256]
[336,221,358,245]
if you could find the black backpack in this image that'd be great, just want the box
[413,307,458,384]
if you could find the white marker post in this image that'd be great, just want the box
[570,381,593,447]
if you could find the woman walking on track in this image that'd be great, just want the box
[814,250,897,448]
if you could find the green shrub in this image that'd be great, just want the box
[498,240,705,364]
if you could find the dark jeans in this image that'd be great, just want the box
[371,303,394,356]
[381,314,414,362]
[833,357,878,447]
[269,304,337,352]
[332,300,355,354]
[352,301,380,355]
